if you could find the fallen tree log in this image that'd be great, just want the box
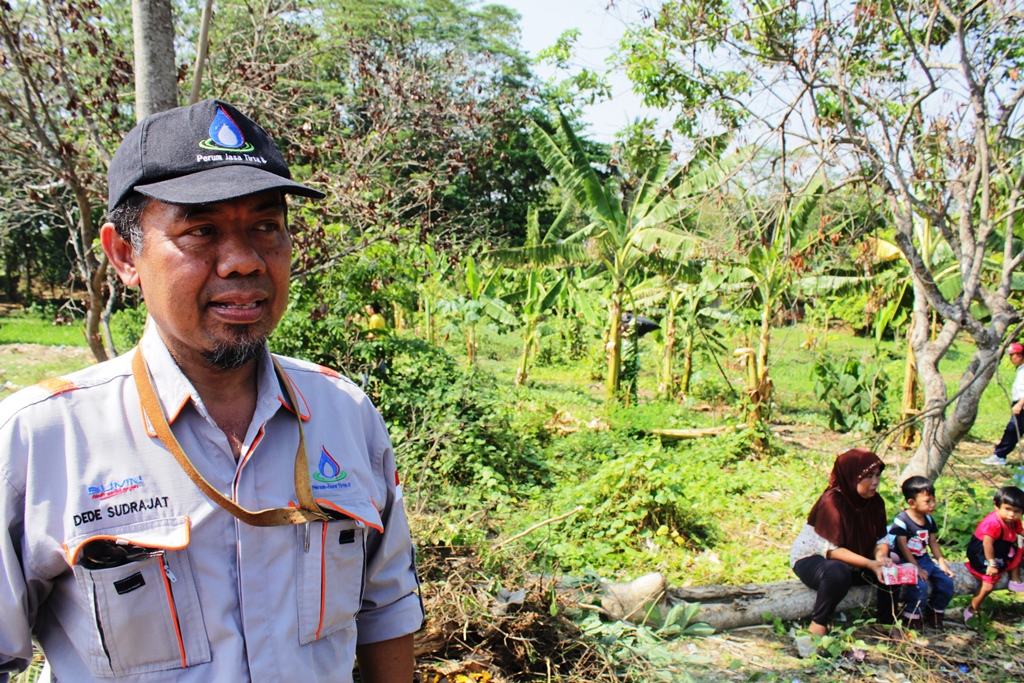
[411,563,1014,661]
[646,425,745,440]
[599,564,1014,632]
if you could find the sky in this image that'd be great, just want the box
[497,0,665,143]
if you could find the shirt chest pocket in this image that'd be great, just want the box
[295,501,382,645]
[67,517,211,677]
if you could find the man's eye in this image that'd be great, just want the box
[189,226,215,237]
[256,221,281,232]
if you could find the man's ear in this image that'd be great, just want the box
[100,223,141,287]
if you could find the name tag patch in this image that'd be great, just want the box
[114,572,146,595]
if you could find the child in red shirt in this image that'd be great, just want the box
[964,486,1024,622]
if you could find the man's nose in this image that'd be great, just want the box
[217,234,266,277]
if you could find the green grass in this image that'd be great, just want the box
[474,319,1020,442]
[0,310,89,346]
[0,310,95,398]
[0,348,95,398]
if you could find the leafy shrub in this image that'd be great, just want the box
[274,284,547,506]
[937,481,1004,558]
[811,355,891,432]
[537,315,593,366]
[110,303,148,352]
[828,292,871,333]
[686,369,736,405]
[372,338,548,504]
[544,439,718,571]
[24,301,60,320]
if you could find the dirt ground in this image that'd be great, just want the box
[0,343,94,365]
[680,617,1024,682]
[0,343,94,395]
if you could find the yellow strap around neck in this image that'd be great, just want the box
[132,348,327,527]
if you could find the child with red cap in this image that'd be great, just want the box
[982,342,1024,466]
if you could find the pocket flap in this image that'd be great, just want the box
[315,498,383,533]
[65,516,191,565]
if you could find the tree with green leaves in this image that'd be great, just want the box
[632,261,718,400]
[726,174,827,444]
[622,0,1024,478]
[503,112,740,401]
[498,208,567,387]
[438,255,517,366]
[0,0,135,360]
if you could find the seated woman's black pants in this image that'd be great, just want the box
[793,555,897,627]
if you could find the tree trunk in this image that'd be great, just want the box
[681,333,694,397]
[132,0,178,121]
[659,306,677,400]
[187,0,214,105]
[4,247,17,301]
[465,324,476,366]
[901,288,1002,480]
[424,297,434,345]
[100,274,118,357]
[605,284,623,401]
[899,324,919,450]
[647,425,744,440]
[392,301,403,331]
[84,254,110,362]
[24,251,32,300]
[743,305,773,453]
[822,308,828,350]
[594,566,1011,633]
[515,324,534,387]
[756,302,771,403]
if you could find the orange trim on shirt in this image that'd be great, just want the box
[276,372,311,422]
[139,401,158,438]
[35,377,77,396]
[315,499,383,534]
[317,365,341,378]
[64,525,192,566]
[316,521,328,640]
[233,425,264,494]
[159,555,187,667]
[167,395,191,425]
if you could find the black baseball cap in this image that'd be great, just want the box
[107,99,325,212]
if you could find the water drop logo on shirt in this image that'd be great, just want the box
[199,107,256,153]
[313,446,347,483]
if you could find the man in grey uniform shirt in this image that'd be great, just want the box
[0,100,423,682]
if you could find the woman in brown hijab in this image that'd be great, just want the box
[789,448,897,636]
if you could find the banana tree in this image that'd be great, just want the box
[632,263,729,399]
[409,242,454,346]
[503,269,567,386]
[437,255,516,365]
[731,243,788,434]
[495,111,742,401]
[730,174,827,446]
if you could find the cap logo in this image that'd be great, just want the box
[199,107,255,153]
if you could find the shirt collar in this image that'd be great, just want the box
[137,318,302,424]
